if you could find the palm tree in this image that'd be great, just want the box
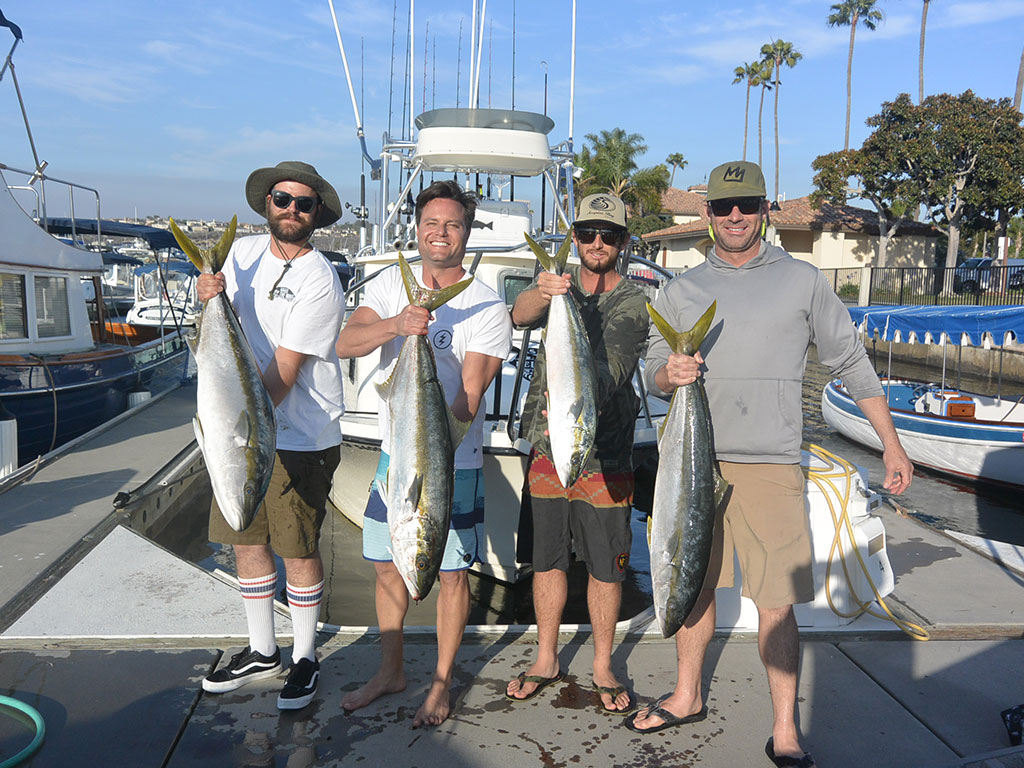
[757,62,773,168]
[578,128,648,197]
[827,0,883,150]
[760,39,802,201]
[665,152,687,186]
[919,0,930,103]
[732,61,763,160]
[1015,43,1024,111]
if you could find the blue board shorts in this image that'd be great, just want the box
[362,452,484,571]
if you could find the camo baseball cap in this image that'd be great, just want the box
[576,193,627,228]
[705,161,767,201]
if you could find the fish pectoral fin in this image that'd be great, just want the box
[233,411,253,448]
[447,406,473,449]
[713,469,729,508]
[404,474,424,509]
[568,397,585,423]
[192,417,205,452]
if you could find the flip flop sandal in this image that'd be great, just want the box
[624,695,708,734]
[592,683,637,716]
[504,670,565,702]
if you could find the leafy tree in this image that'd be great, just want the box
[919,0,930,103]
[732,61,765,161]
[827,0,883,150]
[665,152,687,186]
[760,39,802,201]
[574,128,669,220]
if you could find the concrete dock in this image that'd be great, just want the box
[2,387,1024,767]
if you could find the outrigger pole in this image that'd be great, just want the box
[327,0,381,177]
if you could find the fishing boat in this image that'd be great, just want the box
[0,41,189,474]
[821,304,1024,489]
[124,257,199,329]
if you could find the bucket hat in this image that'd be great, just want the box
[245,161,342,228]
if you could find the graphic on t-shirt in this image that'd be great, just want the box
[269,286,295,302]
[432,328,453,349]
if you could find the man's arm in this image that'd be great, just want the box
[263,346,308,407]
[452,351,504,421]
[856,395,913,495]
[335,304,429,359]
[510,271,571,327]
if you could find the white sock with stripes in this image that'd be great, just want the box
[287,580,324,662]
[239,572,278,657]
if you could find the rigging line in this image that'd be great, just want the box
[401,0,411,141]
[422,22,428,115]
[456,19,463,108]
[388,0,397,139]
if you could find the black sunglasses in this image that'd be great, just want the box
[708,197,763,217]
[270,189,320,215]
[575,226,627,246]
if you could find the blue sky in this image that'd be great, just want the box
[1,0,1021,225]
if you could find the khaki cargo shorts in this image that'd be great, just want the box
[208,445,341,559]
[706,461,814,610]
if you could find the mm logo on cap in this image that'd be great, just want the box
[722,165,747,183]
[588,196,614,210]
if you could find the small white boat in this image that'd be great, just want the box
[822,377,1024,489]
[125,257,199,328]
[823,304,1024,490]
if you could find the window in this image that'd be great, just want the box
[34,275,71,338]
[501,273,534,309]
[0,272,28,340]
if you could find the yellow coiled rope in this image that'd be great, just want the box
[804,443,929,641]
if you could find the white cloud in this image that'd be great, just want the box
[940,0,1024,28]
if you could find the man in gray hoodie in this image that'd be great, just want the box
[630,161,912,767]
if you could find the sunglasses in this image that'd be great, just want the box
[708,197,763,217]
[270,190,320,215]
[575,226,627,246]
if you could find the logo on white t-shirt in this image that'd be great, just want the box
[432,328,453,349]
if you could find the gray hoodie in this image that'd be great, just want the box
[644,241,882,464]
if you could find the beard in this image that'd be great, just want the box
[581,250,620,275]
[268,210,317,244]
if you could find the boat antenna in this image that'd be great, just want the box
[472,0,488,108]
[487,19,492,108]
[432,35,436,109]
[408,0,414,140]
[422,22,429,114]
[511,0,516,110]
[401,0,411,140]
[456,19,463,108]
[469,1,477,108]
[569,0,577,151]
[327,0,381,175]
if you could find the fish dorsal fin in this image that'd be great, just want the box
[192,417,205,452]
[233,411,252,448]
[169,215,238,274]
[447,406,473,450]
[524,232,571,275]
[647,301,717,356]
[397,251,473,311]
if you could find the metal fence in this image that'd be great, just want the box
[820,266,1024,306]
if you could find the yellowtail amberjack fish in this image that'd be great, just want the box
[379,254,473,600]
[647,301,727,638]
[170,217,276,533]
[524,232,598,488]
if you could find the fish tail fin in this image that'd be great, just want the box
[524,232,557,273]
[397,251,473,311]
[713,469,729,508]
[647,301,717,356]
[170,218,206,272]
[208,215,238,273]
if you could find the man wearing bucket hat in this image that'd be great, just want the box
[504,193,650,716]
[197,161,346,711]
[635,161,912,765]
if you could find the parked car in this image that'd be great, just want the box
[953,257,1024,293]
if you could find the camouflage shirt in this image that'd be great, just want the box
[519,265,650,474]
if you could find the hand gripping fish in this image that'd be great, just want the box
[647,301,728,638]
[379,254,473,600]
[170,217,276,533]
[524,233,598,488]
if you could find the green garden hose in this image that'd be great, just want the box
[0,695,45,768]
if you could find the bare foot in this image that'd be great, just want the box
[592,671,632,712]
[341,669,406,712]
[412,676,451,727]
[504,661,560,700]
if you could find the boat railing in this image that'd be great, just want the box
[2,162,102,247]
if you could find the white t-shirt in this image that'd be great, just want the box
[222,234,345,451]
[362,263,512,469]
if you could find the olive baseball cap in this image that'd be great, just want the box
[705,161,766,201]
[575,193,627,229]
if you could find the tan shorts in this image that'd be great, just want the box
[208,446,340,559]
[706,461,814,610]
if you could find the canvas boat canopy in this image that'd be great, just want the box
[43,218,181,252]
[413,108,555,176]
[848,305,1024,347]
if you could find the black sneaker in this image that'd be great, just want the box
[277,657,319,710]
[202,646,283,693]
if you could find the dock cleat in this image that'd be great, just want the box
[202,646,283,693]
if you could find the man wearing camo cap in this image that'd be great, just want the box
[505,193,650,716]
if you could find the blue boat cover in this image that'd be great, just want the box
[43,218,181,251]
[847,305,1024,346]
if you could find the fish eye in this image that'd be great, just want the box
[415,553,429,571]
[244,483,255,497]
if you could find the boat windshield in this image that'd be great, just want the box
[415,108,554,135]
